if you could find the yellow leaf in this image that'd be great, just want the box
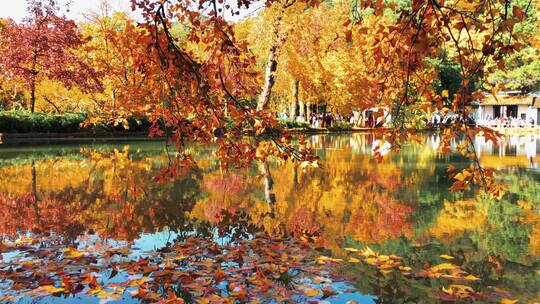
[364,257,378,265]
[378,255,390,261]
[441,90,449,98]
[89,288,114,299]
[440,254,455,260]
[441,286,452,295]
[463,275,480,281]
[500,298,518,304]
[344,247,359,252]
[361,247,376,257]
[15,237,34,245]
[37,285,65,294]
[453,170,471,182]
[348,257,360,263]
[517,200,531,211]
[304,289,320,297]
[316,256,343,264]
[430,263,458,272]
[64,248,84,259]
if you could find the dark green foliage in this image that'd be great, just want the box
[0,111,152,133]
[279,118,310,129]
[0,110,87,133]
[428,56,462,100]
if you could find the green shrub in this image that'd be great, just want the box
[0,111,153,133]
[279,118,310,129]
[0,110,87,133]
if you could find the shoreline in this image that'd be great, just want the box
[0,128,381,145]
[1,126,539,145]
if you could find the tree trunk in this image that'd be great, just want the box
[290,79,300,120]
[31,161,37,197]
[43,96,61,113]
[257,45,278,111]
[259,160,276,204]
[30,78,36,113]
[293,165,298,185]
[306,102,311,119]
[256,7,286,111]
[297,82,305,121]
[289,101,297,120]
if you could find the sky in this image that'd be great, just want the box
[0,0,132,21]
[0,0,263,22]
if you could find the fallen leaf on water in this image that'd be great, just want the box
[500,299,518,304]
[361,247,376,257]
[14,237,34,245]
[322,287,338,299]
[316,256,343,264]
[63,248,84,259]
[463,274,480,281]
[430,263,459,272]
[32,285,65,296]
[304,288,320,297]
[440,254,455,260]
[88,288,115,299]
[441,284,475,299]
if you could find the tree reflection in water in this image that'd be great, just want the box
[0,134,539,301]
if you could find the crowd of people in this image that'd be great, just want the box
[427,112,538,128]
[479,115,537,128]
[308,112,347,128]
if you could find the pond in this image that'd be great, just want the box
[0,133,539,303]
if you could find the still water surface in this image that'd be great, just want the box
[0,133,539,302]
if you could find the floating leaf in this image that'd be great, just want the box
[440,254,455,260]
[304,288,320,297]
[500,298,518,304]
[430,263,459,272]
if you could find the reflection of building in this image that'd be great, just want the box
[476,134,540,169]
[473,91,540,126]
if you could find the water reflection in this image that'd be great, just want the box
[0,134,539,301]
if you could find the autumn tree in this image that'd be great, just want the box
[125,0,318,175]
[0,0,101,113]
[78,6,163,128]
[125,0,532,198]
[487,0,539,92]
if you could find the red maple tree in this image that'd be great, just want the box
[0,0,101,112]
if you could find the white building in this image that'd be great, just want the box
[474,91,540,126]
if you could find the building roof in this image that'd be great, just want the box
[533,94,540,108]
[479,94,533,106]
